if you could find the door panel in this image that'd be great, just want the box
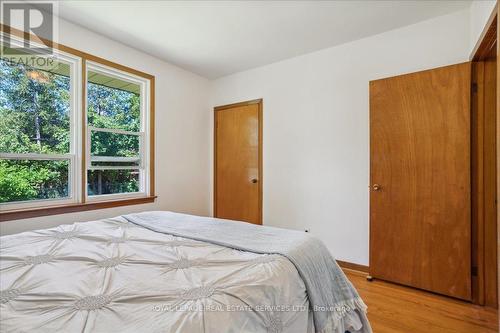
[215,100,262,224]
[369,63,472,300]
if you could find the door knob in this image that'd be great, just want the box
[372,184,381,191]
[251,179,258,184]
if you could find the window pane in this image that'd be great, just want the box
[87,169,139,196]
[0,53,71,154]
[87,70,141,132]
[0,159,69,203]
[90,130,140,157]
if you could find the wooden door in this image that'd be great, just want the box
[214,99,262,225]
[369,63,472,300]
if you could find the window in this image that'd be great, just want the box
[0,30,155,218]
[0,39,81,210]
[86,63,150,200]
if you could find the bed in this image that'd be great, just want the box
[0,211,371,333]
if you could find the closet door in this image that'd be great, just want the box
[214,100,262,225]
[369,63,472,300]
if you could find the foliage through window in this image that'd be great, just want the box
[0,58,71,154]
[0,48,73,205]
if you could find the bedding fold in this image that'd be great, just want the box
[123,211,372,333]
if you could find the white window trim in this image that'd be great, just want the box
[0,34,82,211]
[85,61,150,202]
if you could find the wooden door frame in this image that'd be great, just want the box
[496,3,500,317]
[470,2,498,307]
[213,99,263,224]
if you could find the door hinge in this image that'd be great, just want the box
[472,83,478,94]
[472,266,478,276]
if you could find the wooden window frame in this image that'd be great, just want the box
[0,24,156,222]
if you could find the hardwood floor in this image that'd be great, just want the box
[344,269,499,333]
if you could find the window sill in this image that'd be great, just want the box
[0,196,157,222]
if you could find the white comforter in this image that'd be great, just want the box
[0,217,314,333]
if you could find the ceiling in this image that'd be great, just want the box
[58,1,471,79]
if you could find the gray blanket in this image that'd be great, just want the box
[123,211,372,333]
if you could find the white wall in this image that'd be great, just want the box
[0,17,212,235]
[210,9,471,265]
[469,0,496,53]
